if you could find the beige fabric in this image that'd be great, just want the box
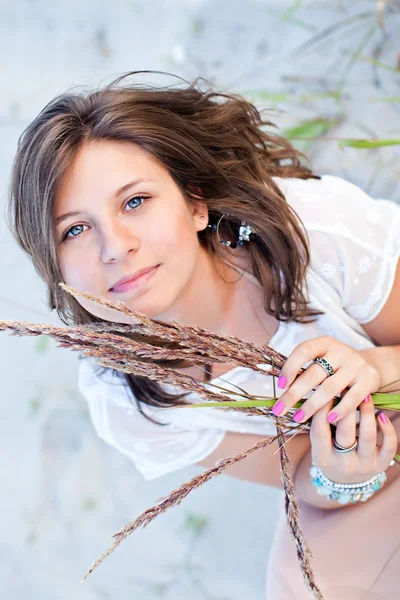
[266,413,400,599]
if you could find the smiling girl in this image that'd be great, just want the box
[7,72,400,598]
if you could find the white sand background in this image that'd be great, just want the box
[0,2,399,598]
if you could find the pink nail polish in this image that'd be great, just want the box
[293,409,304,423]
[277,376,287,389]
[327,412,338,423]
[379,412,389,424]
[363,395,371,403]
[272,401,285,416]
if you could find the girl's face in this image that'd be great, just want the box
[54,140,209,324]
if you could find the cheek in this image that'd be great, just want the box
[59,247,104,293]
[61,261,92,288]
[61,264,116,321]
[151,213,198,264]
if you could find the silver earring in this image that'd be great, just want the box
[208,213,257,249]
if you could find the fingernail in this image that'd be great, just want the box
[293,409,304,423]
[363,395,371,403]
[277,376,287,389]
[272,401,285,416]
[327,412,338,423]
[379,412,389,424]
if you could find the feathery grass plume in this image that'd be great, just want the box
[60,282,288,371]
[0,318,305,427]
[0,316,281,377]
[82,351,269,417]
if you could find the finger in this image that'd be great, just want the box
[309,398,334,466]
[377,412,398,471]
[327,381,374,424]
[334,408,357,449]
[294,369,352,423]
[273,361,332,418]
[273,351,344,419]
[357,395,377,461]
[277,336,336,389]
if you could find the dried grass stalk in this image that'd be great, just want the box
[276,423,324,599]
[82,427,323,600]
[80,435,278,580]
[82,422,324,597]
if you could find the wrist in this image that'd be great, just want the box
[293,448,341,510]
[293,449,396,510]
[359,346,400,393]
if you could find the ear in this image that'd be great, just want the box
[186,185,209,230]
[192,203,209,233]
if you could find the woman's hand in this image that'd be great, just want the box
[310,395,398,486]
[272,336,382,424]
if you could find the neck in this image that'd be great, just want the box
[153,247,270,343]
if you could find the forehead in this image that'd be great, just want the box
[55,140,167,207]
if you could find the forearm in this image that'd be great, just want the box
[360,345,400,393]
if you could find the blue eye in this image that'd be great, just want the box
[125,195,147,211]
[61,195,149,241]
[62,224,87,241]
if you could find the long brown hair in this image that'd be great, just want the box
[6,71,323,421]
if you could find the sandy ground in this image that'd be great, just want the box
[0,2,399,598]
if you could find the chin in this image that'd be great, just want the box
[109,295,170,323]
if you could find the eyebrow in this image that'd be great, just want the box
[55,177,154,226]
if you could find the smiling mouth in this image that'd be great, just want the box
[109,264,160,293]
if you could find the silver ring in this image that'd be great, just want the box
[314,357,335,377]
[333,438,358,454]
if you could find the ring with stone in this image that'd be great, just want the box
[314,357,335,377]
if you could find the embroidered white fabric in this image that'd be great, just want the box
[78,175,400,480]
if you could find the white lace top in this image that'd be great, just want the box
[78,175,400,480]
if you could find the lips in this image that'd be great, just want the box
[110,265,160,291]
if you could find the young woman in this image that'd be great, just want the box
[7,72,400,599]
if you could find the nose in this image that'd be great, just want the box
[99,220,140,263]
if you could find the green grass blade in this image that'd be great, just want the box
[338,139,400,149]
[371,394,400,404]
[172,393,400,412]
[284,118,338,140]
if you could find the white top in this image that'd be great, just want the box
[78,175,400,480]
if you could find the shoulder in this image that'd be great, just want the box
[272,175,400,323]
[273,173,399,221]
[273,174,400,257]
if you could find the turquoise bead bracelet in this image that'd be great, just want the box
[309,461,395,505]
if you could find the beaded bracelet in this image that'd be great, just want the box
[309,460,395,505]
